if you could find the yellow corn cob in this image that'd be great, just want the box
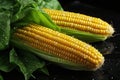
[12,24,104,71]
[43,8,114,41]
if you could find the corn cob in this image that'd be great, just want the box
[11,24,104,71]
[43,8,114,42]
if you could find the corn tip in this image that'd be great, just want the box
[93,56,104,71]
[109,25,115,36]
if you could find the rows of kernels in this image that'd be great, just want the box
[14,32,80,63]
[24,25,100,60]
[54,20,111,35]
[51,15,108,30]
[15,30,97,68]
[44,8,114,36]
[29,24,103,59]
[22,26,95,60]
[44,8,109,28]
[14,30,93,64]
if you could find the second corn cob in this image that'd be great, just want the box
[43,8,114,42]
[11,24,104,71]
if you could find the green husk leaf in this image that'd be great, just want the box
[10,48,45,80]
[61,28,107,43]
[14,8,60,31]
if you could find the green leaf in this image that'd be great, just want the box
[10,0,37,23]
[10,48,45,80]
[0,12,10,50]
[10,0,61,31]
[0,0,14,10]
[0,74,4,80]
[36,0,63,10]
[39,66,49,75]
[16,8,60,30]
[0,50,15,72]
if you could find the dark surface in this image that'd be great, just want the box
[2,0,120,80]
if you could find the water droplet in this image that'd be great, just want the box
[110,76,114,80]
[92,78,95,80]
[53,77,57,80]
